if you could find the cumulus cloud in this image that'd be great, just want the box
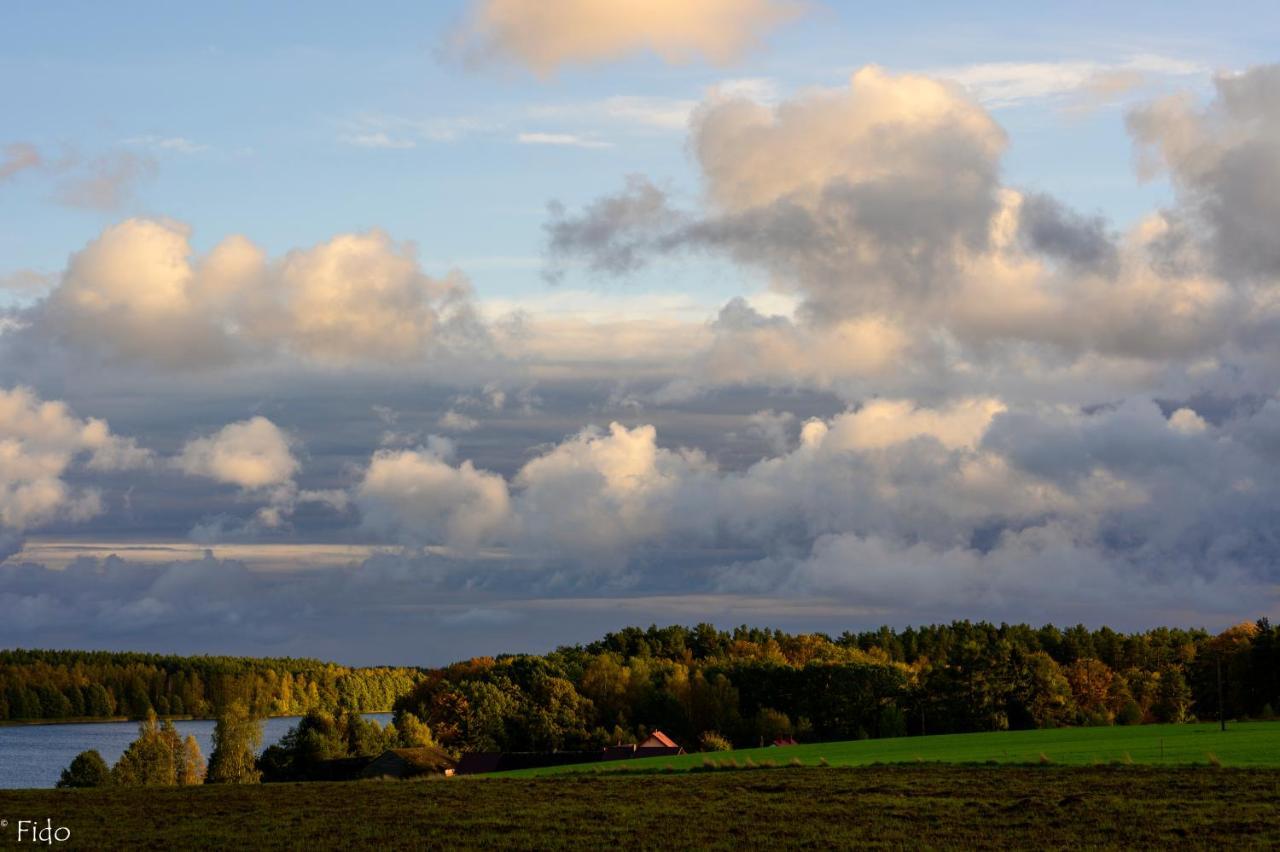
[176,416,345,529]
[7,392,1280,653]
[34,219,489,369]
[451,0,802,76]
[546,64,1280,397]
[1128,64,1280,282]
[177,416,298,490]
[0,386,150,532]
[548,65,1009,315]
[356,444,512,549]
[340,394,1280,621]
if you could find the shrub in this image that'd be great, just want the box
[1260,703,1276,721]
[1116,700,1143,726]
[698,731,733,753]
[755,707,792,742]
[57,750,112,788]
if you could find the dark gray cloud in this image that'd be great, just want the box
[544,175,685,280]
[1018,192,1119,274]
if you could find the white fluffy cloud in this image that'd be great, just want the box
[513,422,715,560]
[355,444,512,549]
[176,416,298,490]
[39,219,485,368]
[453,0,801,76]
[0,386,150,531]
[174,416,347,529]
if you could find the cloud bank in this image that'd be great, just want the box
[5,63,1280,659]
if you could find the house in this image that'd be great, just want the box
[454,730,685,775]
[360,746,456,780]
[629,730,684,758]
[637,731,682,752]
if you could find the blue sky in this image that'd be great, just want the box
[2,1,1279,663]
[6,1,1272,299]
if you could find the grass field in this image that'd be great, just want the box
[2,766,1278,849]
[500,721,1280,777]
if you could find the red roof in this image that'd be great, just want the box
[641,730,679,749]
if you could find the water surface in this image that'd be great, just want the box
[0,713,393,789]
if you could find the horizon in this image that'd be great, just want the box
[3,1,1280,667]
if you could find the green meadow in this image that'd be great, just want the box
[499,721,1280,776]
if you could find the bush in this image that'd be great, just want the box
[1083,711,1112,727]
[1116,700,1143,726]
[57,750,112,788]
[878,705,908,738]
[699,731,733,752]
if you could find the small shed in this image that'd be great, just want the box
[360,746,456,780]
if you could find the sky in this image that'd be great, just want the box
[2,0,1279,665]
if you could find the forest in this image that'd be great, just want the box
[0,649,421,721]
[389,619,1279,755]
[5,618,1279,762]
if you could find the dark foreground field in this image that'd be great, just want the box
[3,766,1278,850]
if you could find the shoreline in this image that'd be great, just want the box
[0,710,394,728]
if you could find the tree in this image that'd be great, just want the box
[395,713,436,748]
[755,707,793,743]
[178,734,206,785]
[57,750,112,788]
[206,702,262,784]
[113,713,177,786]
[1153,666,1193,723]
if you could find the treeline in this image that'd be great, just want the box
[392,619,1280,753]
[58,704,265,788]
[0,649,422,721]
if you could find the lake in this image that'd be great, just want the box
[0,713,394,789]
